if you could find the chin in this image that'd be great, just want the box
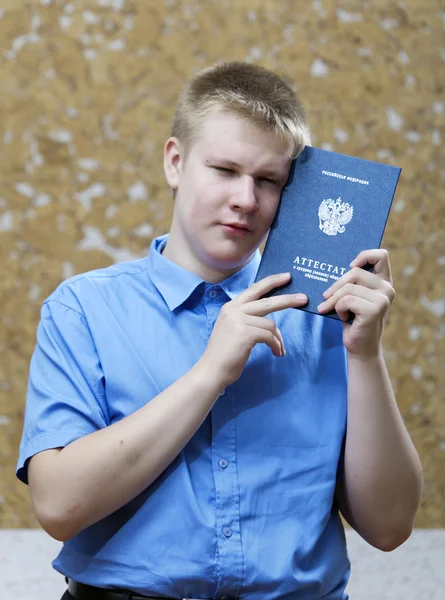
[203,246,254,271]
[192,229,260,272]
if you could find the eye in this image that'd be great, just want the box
[214,166,235,175]
[258,177,279,186]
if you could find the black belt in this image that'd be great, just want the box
[67,579,174,600]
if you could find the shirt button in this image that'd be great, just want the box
[218,459,228,469]
[223,527,232,538]
[209,289,218,299]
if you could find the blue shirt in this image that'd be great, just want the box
[17,234,350,600]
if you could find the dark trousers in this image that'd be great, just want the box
[60,577,178,599]
[60,583,170,599]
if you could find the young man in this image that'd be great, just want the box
[17,62,423,600]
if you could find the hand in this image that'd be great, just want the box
[200,273,308,389]
[317,250,395,358]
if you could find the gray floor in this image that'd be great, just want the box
[0,529,443,599]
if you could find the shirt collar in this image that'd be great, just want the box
[147,234,261,311]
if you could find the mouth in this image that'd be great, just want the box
[222,223,252,232]
[220,223,252,238]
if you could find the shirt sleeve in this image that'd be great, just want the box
[16,298,108,484]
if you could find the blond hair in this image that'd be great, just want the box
[172,62,311,158]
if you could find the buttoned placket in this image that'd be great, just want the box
[204,285,244,598]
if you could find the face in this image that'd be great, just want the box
[163,110,292,281]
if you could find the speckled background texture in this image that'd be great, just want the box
[0,1,444,528]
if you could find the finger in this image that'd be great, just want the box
[318,284,391,315]
[334,295,380,323]
[232,272,292,305]
[243,293,308,318]
[350,249,392,283]
[250,326,284,357]
[244,315,285,356]
[322,267,395,301]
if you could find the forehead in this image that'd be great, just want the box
[192,110,292,174]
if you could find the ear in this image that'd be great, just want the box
[163,137,183,190]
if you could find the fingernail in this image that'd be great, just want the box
[317,302,326,311]
[280,272,291,279]
[350,260,356,267]
[323,287,332,299]
[295,294,307,301]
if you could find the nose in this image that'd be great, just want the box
[231,176,259,212]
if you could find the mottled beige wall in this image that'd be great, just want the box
[0,0,444,528]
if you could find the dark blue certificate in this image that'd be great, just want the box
[255,146,401,321]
